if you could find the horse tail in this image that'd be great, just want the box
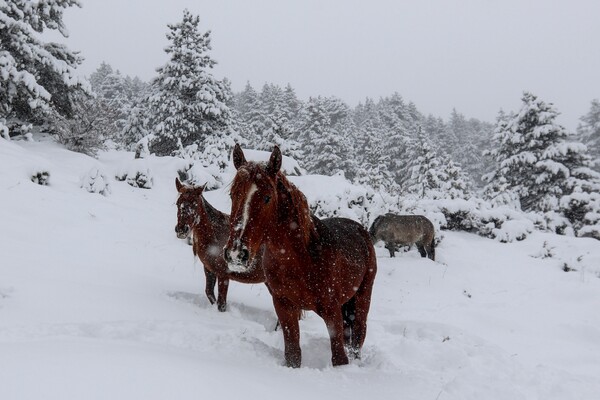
[342,296,356,344]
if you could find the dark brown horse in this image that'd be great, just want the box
[369,213,436,260]
[224,144,377,368]
[175,178,265,311]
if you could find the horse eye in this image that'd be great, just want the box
[264,195,271,204]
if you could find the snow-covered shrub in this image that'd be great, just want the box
[401,197,534,243]
[134,135,154,159]
[177,162,220,190]
[293,173,395,226]
[115,161,153,189]
[533,211,573,236]
[0,119,9,140]
[489,219,534,243]
[81,167,111,196]
[579,211,600,240]
[172,142,225,189]
[31,171,50,186]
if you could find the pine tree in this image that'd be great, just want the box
[297,96,355,176]
[406,127,446,199]
[377,93,413,187]
[89,62,113,91]
[485,92,590,214]
[351,98,396,190]
[234,82,265,148]
[0,0,88,136]
[144,9,232,156]
[577,99,600,171]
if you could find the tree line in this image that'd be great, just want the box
[1,3,599,238]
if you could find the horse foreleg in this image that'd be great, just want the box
[385,242,395,257]
[217,277,229,312]
[272,297,302,368]
[204,267,217,305]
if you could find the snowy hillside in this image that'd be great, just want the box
[1,137,600,400]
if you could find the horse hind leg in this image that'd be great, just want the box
[318,306,349,366]
[217,277,229,312]
[426,238,435,261]
[204,267,217,305]
[416,243,427,258]
[349,257,377,360]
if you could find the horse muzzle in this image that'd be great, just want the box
[224,244,251,272]
[175,225,190,240]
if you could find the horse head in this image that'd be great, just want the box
[224,144,282,272]
[175,177,206,240]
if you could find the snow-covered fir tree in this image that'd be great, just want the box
[295,96,356,177]
[484,92,595,219]
[577,99,600,171]
[405,126,472,200]
[406,127,448,199]
[89,62,113,91]
[377,93,415,188]
[235,82,264,147]
[0,0,88,137]
[142,9,232,156]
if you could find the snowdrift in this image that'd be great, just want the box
[1,137,600,400]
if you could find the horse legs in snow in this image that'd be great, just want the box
[204,267,217,305]
[426,239,435,261]
[272,296,302,368]
[349,267,376,360]
[385,242,395,257]
[416,243,427,258]
[217,277,229,312]
[317,305,349,366]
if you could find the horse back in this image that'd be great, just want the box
[316,217,377,277]
[371,214,435,245]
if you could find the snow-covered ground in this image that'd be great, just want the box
[1,137,599,400]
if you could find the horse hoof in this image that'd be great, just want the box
[217,303,227,312]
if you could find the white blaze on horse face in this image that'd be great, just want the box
[227,183,258,273]
[237,183,257,234]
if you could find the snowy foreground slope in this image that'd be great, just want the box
[1,138,600,400]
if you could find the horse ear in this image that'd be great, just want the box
[267,146,282,175]
[233,143,246,170]
[175,177,184,192]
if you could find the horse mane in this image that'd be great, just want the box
[275,171,318,246]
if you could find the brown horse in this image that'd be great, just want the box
[369,213,436,260]
[224,144,377,368]
[175,178,265,311]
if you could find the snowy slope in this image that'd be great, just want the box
[1,137,600,400]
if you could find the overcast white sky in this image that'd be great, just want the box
[55,0,600,130]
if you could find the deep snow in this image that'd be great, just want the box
[1,137,599,400]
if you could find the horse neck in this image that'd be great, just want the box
[271,180,318,252]
[194,195,228,237]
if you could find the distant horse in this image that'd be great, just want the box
[224,144,377,368]
[175,178,265,311]
[369,213,435,260]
